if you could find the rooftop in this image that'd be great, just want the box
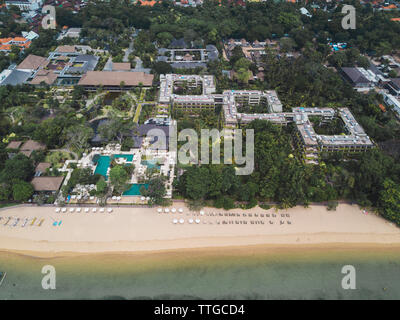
[30,69,58,85]
[17,54,47,70]
[35,162,51,173]
[6,141,22,149]
[20,139,46,151]
[78,71,154,87]
[0,69,31,86]
[31,176,64,192]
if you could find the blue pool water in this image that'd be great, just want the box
[123,183,149,196]
[114,154,134,161]
[94,156,111,179]
[94,154,134,179]
[142,160,160,169]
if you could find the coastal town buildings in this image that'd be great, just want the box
[157,45,219,69]
[5,0,43,11]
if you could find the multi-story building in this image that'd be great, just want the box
[159,74,374,163]
[5,0,43,11]
[292,107,374,163]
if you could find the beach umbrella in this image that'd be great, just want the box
[116,196,121,201]
[189,219,194,224]
[69,208,74,212]
[76,208,81,213]
[92,208,97,212]
[84,208,89,213]
[141,196,145,201]
[77,195,82,200]
[178,208,183,213]
[164,208,170,213]
[61,208,67,212]
[171,208,176,213]
[195,219,200,224]
[179,218,184,224]
[200,210,205,216]
[100,208,105,212]
[107,208,113,213]
[71,195,76,200]
[157,208,162,213]
[146,197,150,201]
[55,208,60,213]
[112,196,117,200]
[90,196,94,200]
[172,218,178,224]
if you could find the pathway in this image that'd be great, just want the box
[123,38,134,63]
[133,89,146,123]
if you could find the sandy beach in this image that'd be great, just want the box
[0,203,399,256]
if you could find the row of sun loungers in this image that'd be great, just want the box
[0,216,44,227]
[218,220,292,225]
[172,219,292,225]
[202,212,290,218]
[55,207,113,213]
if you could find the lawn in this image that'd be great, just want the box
[45,151,74,168]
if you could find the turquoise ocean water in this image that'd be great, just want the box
[0,247,399,300]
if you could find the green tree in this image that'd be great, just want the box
[141,176,166,205]
[12,181,34,202]
[379,179,400,226]
[63,124,94,154]
[0,154,34,183]
[109,165,129,194]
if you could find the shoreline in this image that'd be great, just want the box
[1,233,400,258]
[2,240,400,257]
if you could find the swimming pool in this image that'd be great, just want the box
[122,183,149,196]
[141,160,160,170]
[93,154,134,179]
[114,154,134,162]
[94,155,111,179]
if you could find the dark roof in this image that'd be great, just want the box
[206,45,219,61]
[341,67,370,84]
[132,136,143,148]
[66,54,98,74]
[91,119,109,143]
[368,64,384,77]
[129,124,170,150]
[156,56,169,62]
[390,78,400,89]
[136,124,170,137]
[171,62,207,69]
[169,38,188,49]
[0,69,31,86]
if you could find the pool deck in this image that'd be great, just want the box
[55,143,176,205]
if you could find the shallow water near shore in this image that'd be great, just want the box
[0,245,399,300]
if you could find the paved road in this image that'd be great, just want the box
[123,39,134,63]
